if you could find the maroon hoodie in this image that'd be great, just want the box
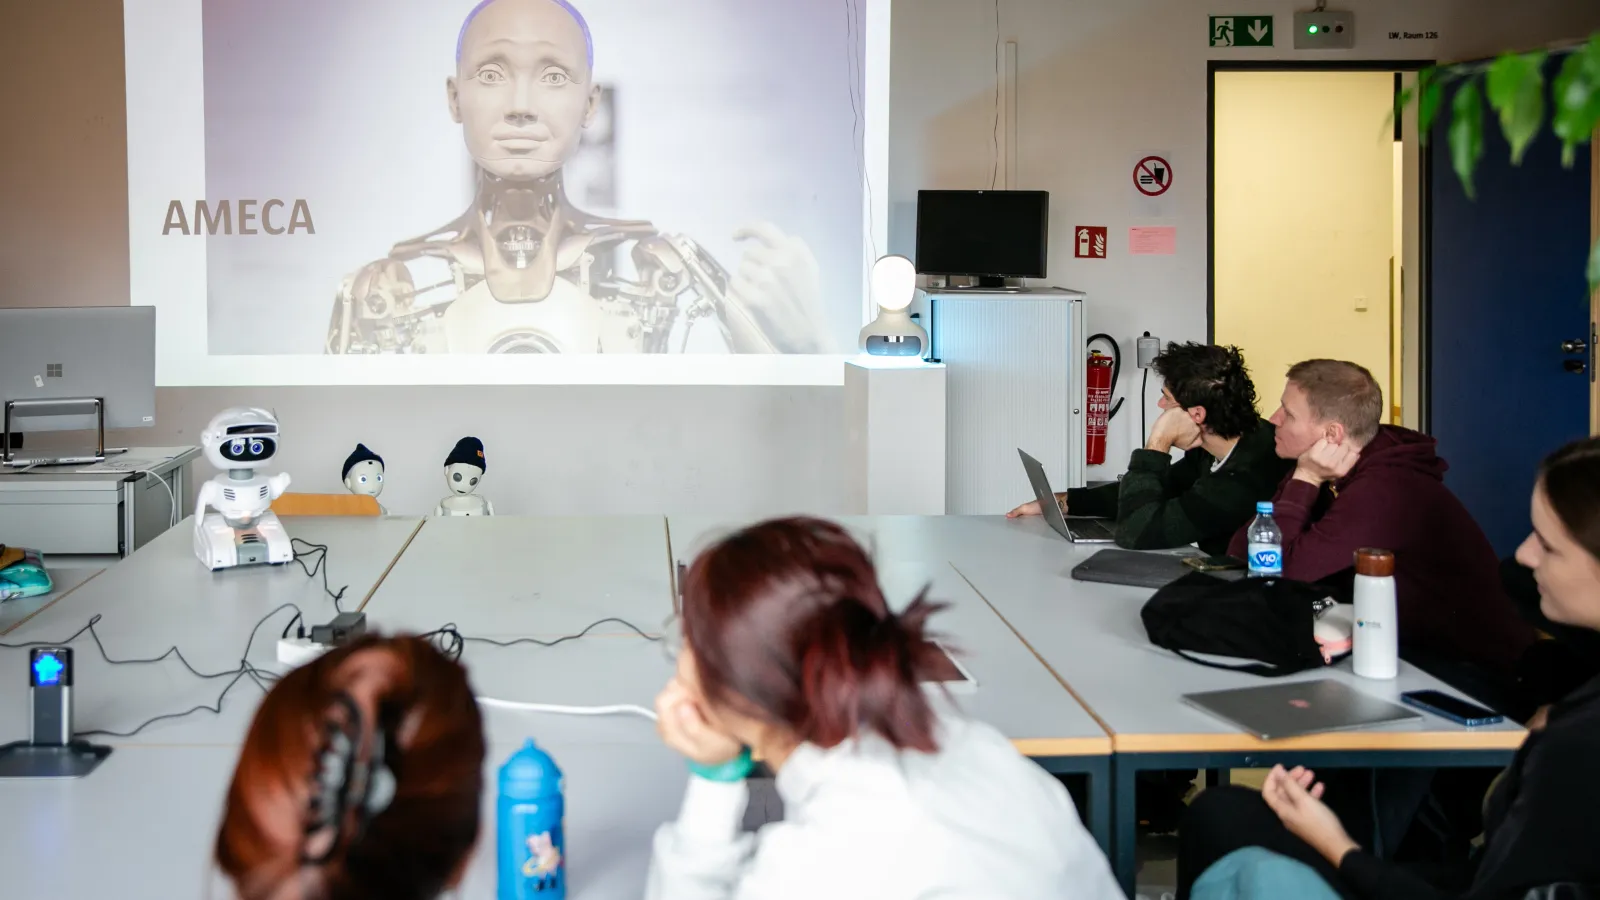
[1228,425,1534,675]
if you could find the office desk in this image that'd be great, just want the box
[0,447,199,557]
[0,515,423,746]
[362,515,675,637]
[951,515,1525,893]
[0,564,104,635]
[0,737,690,900]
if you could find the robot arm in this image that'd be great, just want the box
[486,498,495,516]
[267,472,292,501]
[194,480,219,525]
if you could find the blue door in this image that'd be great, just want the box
[1429,66,1592,557]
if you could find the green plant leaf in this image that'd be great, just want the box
[1418,68,1445,145]
[1449,78,1485,199]
[1552,39,1600,168]
[1486,51,1546,164]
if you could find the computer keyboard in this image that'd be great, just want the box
[1066,518,1116,541]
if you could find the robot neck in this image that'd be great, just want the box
[472,170,571,302]
[228,468,256,482]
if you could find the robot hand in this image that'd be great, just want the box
[268,472,293,501]
[723,223,832,354]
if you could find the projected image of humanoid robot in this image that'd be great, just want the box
[193,407,294,570]
[325,0,831,356]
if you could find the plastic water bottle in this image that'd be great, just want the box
[1352,548,1399,679]
[1246,501,1283,578]
[498,739,565,899]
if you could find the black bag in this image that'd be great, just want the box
[1140,572,1338,677]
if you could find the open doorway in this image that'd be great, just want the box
[1209,62,1426,427]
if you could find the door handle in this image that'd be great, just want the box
[1562,338,1588,355]
[1564,359,1587,374]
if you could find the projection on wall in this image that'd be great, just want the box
[125,0,886,385]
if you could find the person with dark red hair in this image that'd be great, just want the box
[646,516,1124,899]
[214,635,486,900]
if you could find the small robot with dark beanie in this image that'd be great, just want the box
[436,437,493,517]
[341,443,387,514]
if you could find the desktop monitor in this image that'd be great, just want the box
[914,190,1049,284]
[0,306,156,434]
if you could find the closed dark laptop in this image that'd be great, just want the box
[1182,678,1420,740]
[1071,548,1221,589]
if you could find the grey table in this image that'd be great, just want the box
[362,515,676,638]
[0,514,424,746]
[0,446,200,557]
[0,737,689,899]
[0,564,104,635]
[951,515,1526,895]
[668,516,1117,851]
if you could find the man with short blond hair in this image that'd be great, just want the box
[1230,358,1532,678]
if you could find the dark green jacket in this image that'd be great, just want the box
[1065,418,1291,557]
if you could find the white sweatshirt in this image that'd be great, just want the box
[645,708,1126,900]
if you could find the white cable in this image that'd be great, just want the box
[475,696,658,721]
[141,469,178,528]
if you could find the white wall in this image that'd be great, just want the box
[889,0,1600,479]
[1213,70,1396,414]
[8,0,1600,513]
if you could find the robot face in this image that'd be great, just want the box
[344,459,385,498]
[445,462,484,495]
[200,408,281,471]
[220,436,277,464]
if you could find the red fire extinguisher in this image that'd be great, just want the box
[1085,334,1124,467]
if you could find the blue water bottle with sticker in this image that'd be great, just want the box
[1247,501,1283,578]
[498,739,565,899]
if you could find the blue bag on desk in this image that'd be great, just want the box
[1140,572,1341,677]
[0,546,53,602]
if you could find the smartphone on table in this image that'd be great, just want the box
[1400,690,1504,727]
[1182,555,1246,572]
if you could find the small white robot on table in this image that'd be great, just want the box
[193,407,294,570]
[342,443,388,514]
[435,436,494,516]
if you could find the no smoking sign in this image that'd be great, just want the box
[1134,155,1172,196]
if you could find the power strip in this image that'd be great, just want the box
[277,637,331,667]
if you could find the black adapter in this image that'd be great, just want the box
[311,611,368,646]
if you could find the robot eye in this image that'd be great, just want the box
[249,440,264,455]
[470,477,479,486]
[453,472,462,482]
[358,475,367,483]
[230,439,245,455]
[376,474,383,482]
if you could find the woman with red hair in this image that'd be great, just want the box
[214,635,485,900]
[646,516,1123,899]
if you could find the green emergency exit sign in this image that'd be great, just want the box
[1210,15,1273,47]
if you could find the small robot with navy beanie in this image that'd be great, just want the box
[341,443,387,514]
[436,437,494,516]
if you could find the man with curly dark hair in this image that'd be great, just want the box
[1010,341,1290,557]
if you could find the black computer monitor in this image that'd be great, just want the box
[914,190,1049,284]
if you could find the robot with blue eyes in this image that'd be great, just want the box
[193,407,295,570]
[341,443,388,514]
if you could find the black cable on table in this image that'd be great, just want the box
[290,538,349,611]
[418,617,660,663]
[1,603,303,739]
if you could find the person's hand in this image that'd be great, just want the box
[655,677,744,767]
[721,223,831,355]
[1293,438,1360,486]
[1147,406,1203,453]
[1008,499,1044,518]
[1526,704,1552,731]
[1260,765,1360,866]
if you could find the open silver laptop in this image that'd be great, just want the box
[1182,679,1420,740]
[1018,449,1115,543]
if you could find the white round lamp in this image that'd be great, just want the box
[858,255,928,359]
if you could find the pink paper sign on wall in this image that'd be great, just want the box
[1129,226,1176,255]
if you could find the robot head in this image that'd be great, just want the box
[201,407,281,472]
[342,444,385,498]
[444,437,486,495]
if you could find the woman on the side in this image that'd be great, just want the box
[1177,437,1600,899]
[645,516,1124,899]
[214,635,485,900]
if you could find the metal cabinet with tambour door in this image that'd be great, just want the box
[0,449,198,557]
